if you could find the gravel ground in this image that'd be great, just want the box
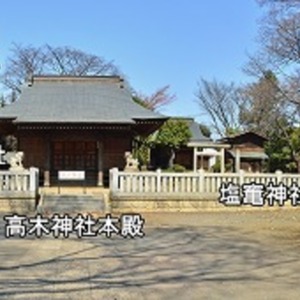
[0,209,300,299]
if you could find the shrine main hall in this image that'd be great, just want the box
[0,76,166,186]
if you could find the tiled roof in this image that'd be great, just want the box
[171,117,211,142]
[227,150,268,160]
[0,76,166,124]
[188,120,211,142]
[220,131,268,142]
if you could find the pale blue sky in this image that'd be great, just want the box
[0,0,262,124]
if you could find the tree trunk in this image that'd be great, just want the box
[292,152,300,173]
[296,158,300,173]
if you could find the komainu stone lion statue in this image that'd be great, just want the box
[124,151,139,172]
[4,151,25,170]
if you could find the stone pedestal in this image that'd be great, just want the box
[97,171,103,186]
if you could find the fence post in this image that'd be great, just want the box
[239,169,245,186]
[157,169,161,193]
[110,168,119,193]
[29,167,38,193]
[198,168,204,193]
[275,170,283,184]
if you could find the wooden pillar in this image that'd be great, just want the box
[44,171,50,187]
[235,148,240,172]
[193,147,197,172]
[220,148,225,173]
[97,141,103,186]
[44,135,50,187]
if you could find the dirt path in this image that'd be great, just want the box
[0,209,300,299]
[145,209,300,242]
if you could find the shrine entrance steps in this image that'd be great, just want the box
[38,187,110,215]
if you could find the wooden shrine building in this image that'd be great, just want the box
[220,132,268,172]
[0,76,166,186]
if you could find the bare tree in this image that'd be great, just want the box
[257,0,300,9]
[245,1,300,98]
[2,43,120,98]
[195,78,242,137]
[44,45,119,76]
[243,0,300,121]
[243,0,300,171]
[2,44,48,93]
[133,85,175,112]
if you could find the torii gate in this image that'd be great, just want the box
[188,141,230,172]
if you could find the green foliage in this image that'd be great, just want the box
[211,158,221,172]
[133,136,151,167]
[199,123,211,138]
[149,120,191,169]
[225,161,233,172]
[165,164,186,173]
[264,124,300,172]
[225,127,241,137]
[290,127,300,152]
[152,120,191,149]
[132,96,149,109]
[263,70,277,83]
[0,95,5,108]
[172,164,186,172]
[211,158,233,172]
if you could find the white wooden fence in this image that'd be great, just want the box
[0,167,39,197]
[109,168,300,195]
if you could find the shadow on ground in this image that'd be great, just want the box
[0,216,299,299]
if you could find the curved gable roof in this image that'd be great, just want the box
[0,76,166,124]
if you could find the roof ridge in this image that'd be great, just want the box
[32,75,123,83]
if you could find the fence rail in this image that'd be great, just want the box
[0,167,39,197]
[109,168,300,195]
